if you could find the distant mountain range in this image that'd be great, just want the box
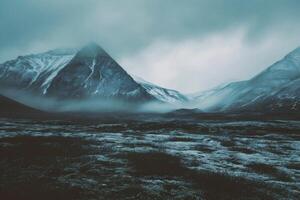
[0,42,299,114]
[132,75,188,104]
[0,43,186,111]
[191,47,300,114]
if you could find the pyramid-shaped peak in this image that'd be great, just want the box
[77,42,110,58]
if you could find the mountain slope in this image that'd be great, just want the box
[0,48,76,95]
[45,43,154,102]
[253,78,300,113]
[0,43,157,107]
[0,94,42,115]
[132,75,188,104]
[193,47,300,113]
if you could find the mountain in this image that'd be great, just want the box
[254,78,300,113]
[132,75,188,105]
[0,48,76,95]
[193,47,300,113]
[188,83,230,105]
[3,42,299,114]
[0,43,156,104]
[0,94,43,116]
[44,43,156,102]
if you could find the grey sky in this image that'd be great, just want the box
[1,0,300,92]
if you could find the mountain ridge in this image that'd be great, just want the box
[0,43,188,111]
[192,46,300,113]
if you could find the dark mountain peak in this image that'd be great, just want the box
[77,42,109,58]
[42,42,156,102]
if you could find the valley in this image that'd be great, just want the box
[0,117,299,199]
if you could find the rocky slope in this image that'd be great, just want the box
[0,95,42,115]
[132,75,188,105]
[0,43,190,110]
[192,47,300,113]
[0,43,154,103]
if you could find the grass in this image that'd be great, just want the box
[126,151,186,177]
[168,137,195,142]
[126,151,280,200]
[0,136,97,159]
[247,162,292,182]
[286,162,300,170]
[229,146,256,154]
[220,139,235,147]
[0,135,290,200]
[194,145,215,153]
[0,135,145,200]
[247,163,279,175]
[0,179,83,200]
[0,136,97,170]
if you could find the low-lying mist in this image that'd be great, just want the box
[0,89,182,114]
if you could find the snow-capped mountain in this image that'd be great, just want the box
[2,42,299,113]
[188,82,230,103]
[0,43,154,102]
[43,43,155,102]
[254,78,300,113]
[193,47,300,113]
[0,43,190,110]
[0,48,76,94]
[132,75,188,104]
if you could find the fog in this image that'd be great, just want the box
[1,88,181,114]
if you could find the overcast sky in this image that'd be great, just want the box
[1,0,300,93]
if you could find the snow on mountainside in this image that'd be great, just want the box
[0,43,186,108]
[44,43,154,102]
[256,78,300,112]
[132,75,188,104]
[193,47,300,113]
[188,82,230,102]
[0,48,76,95]
[2,42,300,113]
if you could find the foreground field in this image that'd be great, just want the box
[0,118,299,199]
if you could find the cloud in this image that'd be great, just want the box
[1,0,300,61]
[120,27,300,93]
[0,0,300,92]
